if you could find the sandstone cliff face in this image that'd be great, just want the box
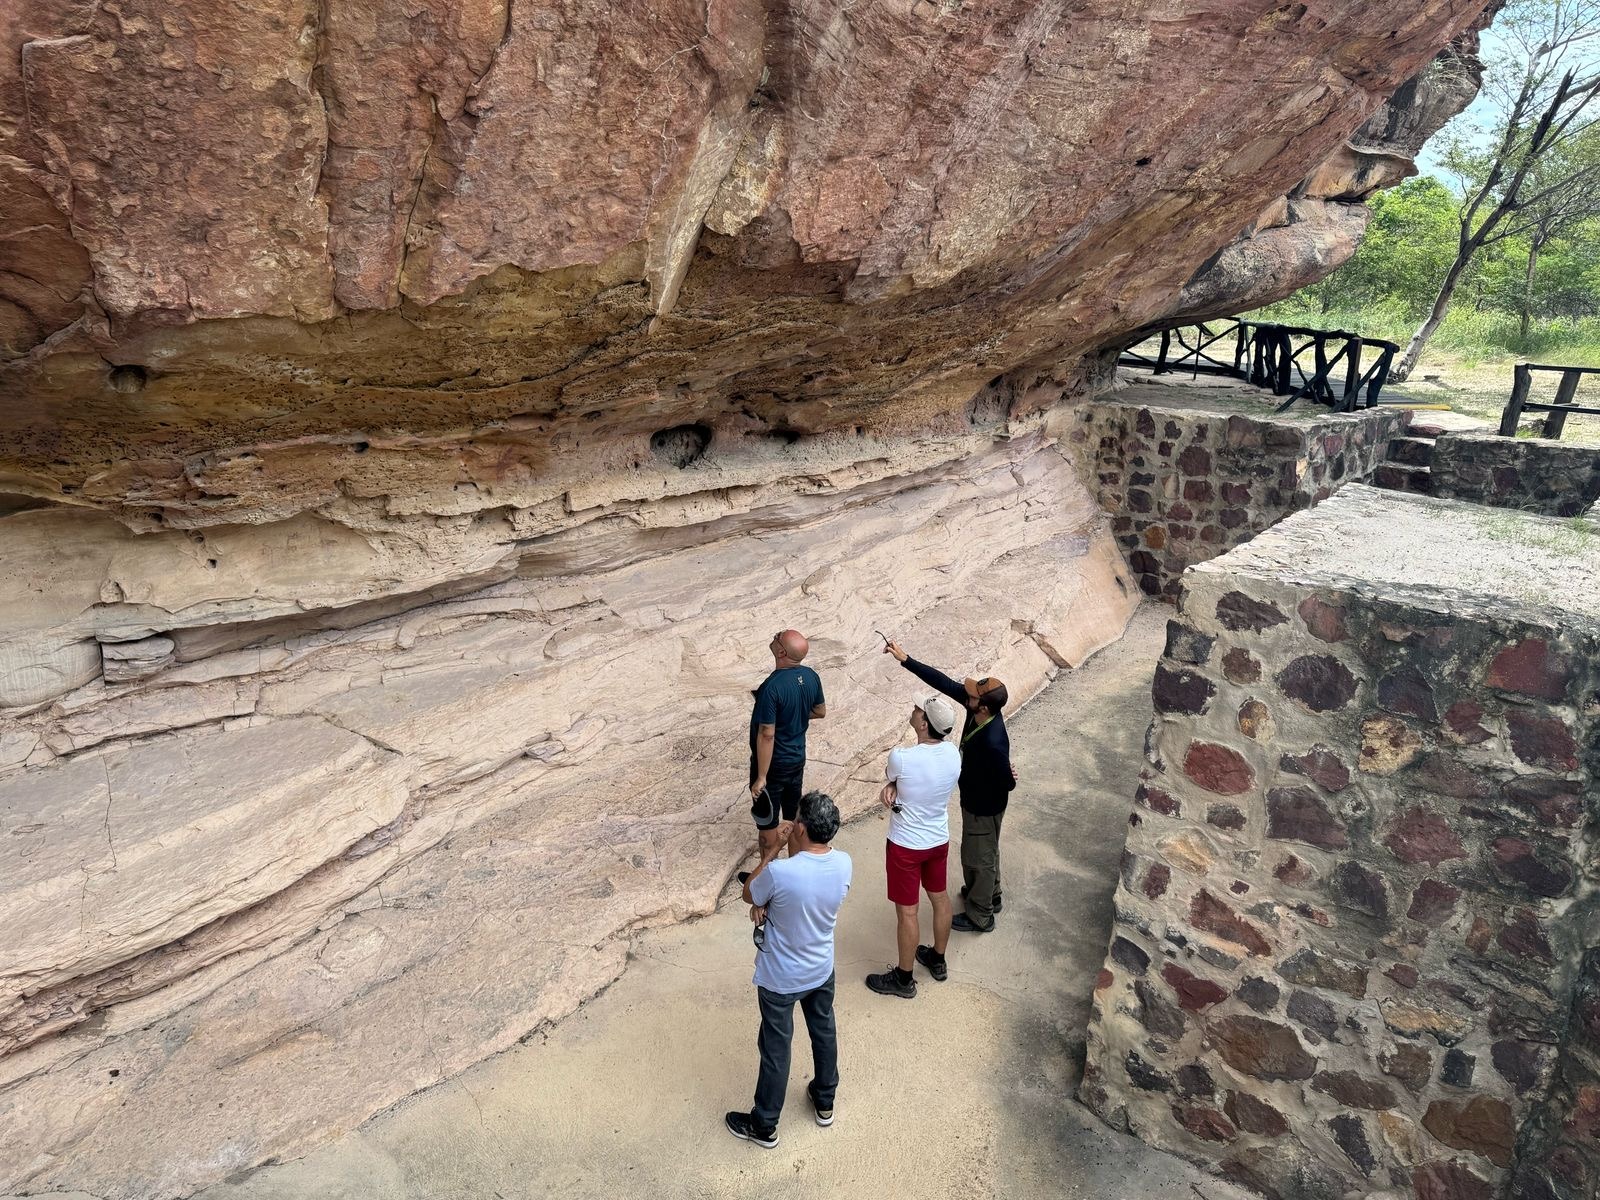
[0,2,1488,1195]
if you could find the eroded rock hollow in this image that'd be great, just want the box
[0,2,1489,1195]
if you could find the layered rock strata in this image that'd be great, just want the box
[1075,382,1408,599]
[0,419,1137,1198]
[1081,486,1600,1199]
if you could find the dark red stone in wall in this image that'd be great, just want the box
[1413,1159,1492,1200]
[1408,879,1460,925]
[1210,1016,1316,1081]
[1277,655,1358,712]
[1384,808,1466,865]
[1190,890,1272,956]
[1377,666,1437,720]
[1215,591,1287,632]
[1222,647,1262,684]
[1487,637,1574,701]
[1266,786,1348,850]
[1143,863,1171,899]
[1162,963,1229,1012]
[1423,1096,1516,1168]
[1313,1071,1397,1110]
[1507,708,1579,770]
[1497,908,1556,964]
[1278,745,1351,792]
[1224,1090,1289,1137]
[1297,594,1349,642]
[1443,700,1493,744]
[1492,837,1575,899]
[1172,1103,1237,1142]
[1502,775,1582,827]
[1183,741,1255,795]
[1382,1043,1433,1094]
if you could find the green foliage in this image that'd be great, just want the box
[1299,178,1463,316]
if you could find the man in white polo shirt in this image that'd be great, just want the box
[865,695,961,999]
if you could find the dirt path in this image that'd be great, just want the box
[188,604,1247,1200]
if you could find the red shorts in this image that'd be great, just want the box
[886,839,949,906]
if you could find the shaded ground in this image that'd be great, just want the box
[161,603,1245,1200]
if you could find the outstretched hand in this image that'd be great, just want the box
[883,639,908,663]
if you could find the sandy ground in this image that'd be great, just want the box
[173,604,1247,1200]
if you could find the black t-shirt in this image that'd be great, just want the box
[749,666,825,772]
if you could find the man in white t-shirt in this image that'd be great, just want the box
[726,791,853,1149]
[865,695,961,999]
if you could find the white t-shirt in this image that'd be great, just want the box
[886,741,960,851]
[749,848,853,993]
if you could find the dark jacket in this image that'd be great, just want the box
[900,657,1015,816]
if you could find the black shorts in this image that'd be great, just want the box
[750,765,804,831]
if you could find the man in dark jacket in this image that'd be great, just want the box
[883,640,1014,932]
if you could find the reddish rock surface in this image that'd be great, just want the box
[1,0,1492,530]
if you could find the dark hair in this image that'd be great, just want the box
[797,791,840,844]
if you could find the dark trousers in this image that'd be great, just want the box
[752,973,838,1130]
[961,808,1004,923]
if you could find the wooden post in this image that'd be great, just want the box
[1313,335,1329,404]
[1365,348,1392,408]
[1234,322,1248,379]
[1343,338,1363,409]
[1154,328,1172,375]
[1499,363,1531,436]
[1276,329,1293,395]
[1542,368,1582,439]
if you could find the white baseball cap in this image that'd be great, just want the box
[922,695,959,737]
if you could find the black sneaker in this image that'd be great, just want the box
[959,886,1002,913]
[952,912,994,934]
[807,1082,834,1127]
[865,966,917,998]
[915,944,948,981]
[725,1111,779,1148]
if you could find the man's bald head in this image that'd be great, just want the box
[774,629,809,663]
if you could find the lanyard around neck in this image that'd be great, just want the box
[961,717,993,748]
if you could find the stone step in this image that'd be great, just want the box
[1372,463,1433,494]
[1386,436,1437,466]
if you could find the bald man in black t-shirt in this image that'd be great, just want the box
[747,629,826,863]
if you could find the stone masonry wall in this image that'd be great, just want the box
[1074,387,1408,600]
[1431,432,1600,518]
[1080,486,1600,1200]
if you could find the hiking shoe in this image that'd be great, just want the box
[959,886,1002,913]
[865,966,917,998]
[725,1111,779,1148]
[807,1082,834,1127]
[952,912,994,934]
[915,944,948,981]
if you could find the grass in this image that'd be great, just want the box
[1473,509,1600,555]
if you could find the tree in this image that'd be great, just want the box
[1510,128,1600,336]
[1392,0,1600,380]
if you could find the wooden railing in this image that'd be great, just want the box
[1498,362,1600,438]
[1119,320,1399,413]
